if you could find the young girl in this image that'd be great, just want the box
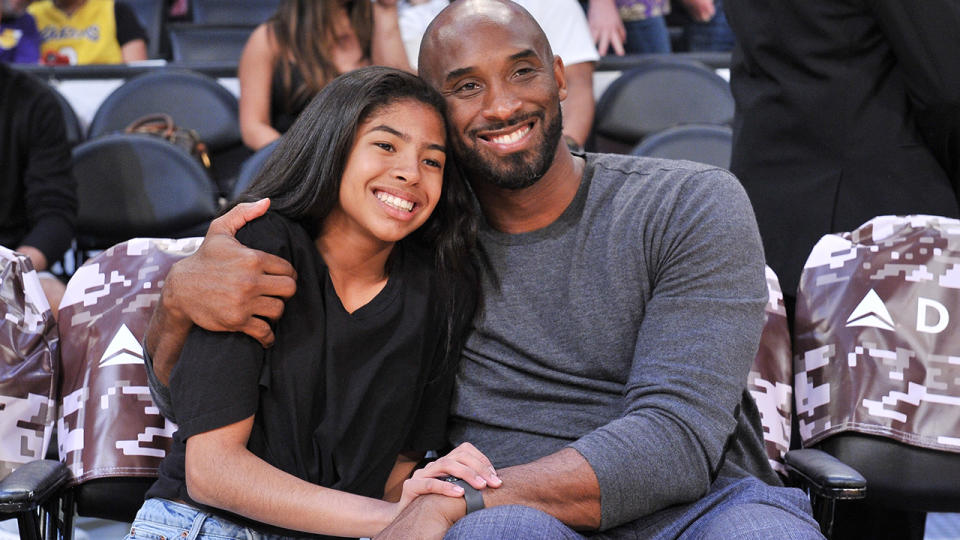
[239,0,411,150]
[126,66,492,539]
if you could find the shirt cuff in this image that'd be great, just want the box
[143,341,177,422]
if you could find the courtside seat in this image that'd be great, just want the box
[87,69,248,197]
[71,133,217,263]
[589,57,734,155]
[795,214,960,535]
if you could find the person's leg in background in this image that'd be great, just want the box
[682,0,735,51]
[622,16,672,54]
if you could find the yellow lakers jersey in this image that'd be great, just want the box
[28,0,123,65]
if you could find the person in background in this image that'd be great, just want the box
[668,0,734,52]
[399,0,598,150]
[28,0,147,64]
[239,0,412,151]
[585,0,733,54]
[0,62,77,317]
[0,0,40,63]
[584,0,671,55]
[726,0,960,318]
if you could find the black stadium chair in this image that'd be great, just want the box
[48,85,84,148]
[631,123,733,169]
[191,0,280,26]
[86,69,248,197]
[168,24,253,64]
[232,138,279,201]
[70,133,218,261]
[589,57,734,155]
[119,0,166,59]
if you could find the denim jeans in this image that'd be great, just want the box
[681,0,736,52]
[125,498,292,540]
[445,476,824,540]
[623,17,672,54]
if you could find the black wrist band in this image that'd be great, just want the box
[443,476,485,514]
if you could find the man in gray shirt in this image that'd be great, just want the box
[144,1,821,537]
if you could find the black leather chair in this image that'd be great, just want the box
[589,57,734,155]
[231,138,279,201]
[87,69,248,197]
[119,0,166,59]
[48,85,83,148]
[631,123,733,169]
[0,460,71,540]
[191,0,280,25]
[70,133,218,262]
[168,24,254,64]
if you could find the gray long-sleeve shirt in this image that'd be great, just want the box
[447,153,777,530]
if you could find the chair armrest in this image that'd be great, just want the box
[784,448,867,500]
[0,460,72,513]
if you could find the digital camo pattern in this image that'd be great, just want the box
[57,237,201,483]
[795,215,960,453]
[0,246,58,480]
[748,266,793,474]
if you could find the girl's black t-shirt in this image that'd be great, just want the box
[146,211,456,538]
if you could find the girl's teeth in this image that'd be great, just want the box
[377,191,414,212]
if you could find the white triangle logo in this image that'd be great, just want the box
[99,324,145,367]
[845,289,895,331]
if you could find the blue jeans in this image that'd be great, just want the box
[682,0,736,52]
[623,17,672,54]
[445,476,824,539]
[125,498,292,540]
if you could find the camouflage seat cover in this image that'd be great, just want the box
[795,215,960,453]
[0,246,58,481]
[748,266,793,475]
[57,237,201,484]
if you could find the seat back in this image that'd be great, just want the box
[589,57,734,155]
[749,266,793,475]
[87,69,240,151]
[71,133,218,257]
[49,84,84,148]
[631,123,733,169]
[57,237,201,521]
[168,24,254,63]
[87,69,246,196]
[0,248,58,482]
[232,138,279,201]
[119,0,166,59]
[795,214,960,510]
[191,0,280,25]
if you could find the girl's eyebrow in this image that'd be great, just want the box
[369,124,406,139]
[369,124,446,153]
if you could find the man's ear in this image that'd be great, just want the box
[553,55,568,102]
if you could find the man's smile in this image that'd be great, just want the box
[480,122,533,146]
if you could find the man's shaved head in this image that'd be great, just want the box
[418,0,553,88]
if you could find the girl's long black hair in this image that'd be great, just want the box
[236,65,480,370]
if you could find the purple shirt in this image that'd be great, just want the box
[617,0,670,20]
[0,13,41,63]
